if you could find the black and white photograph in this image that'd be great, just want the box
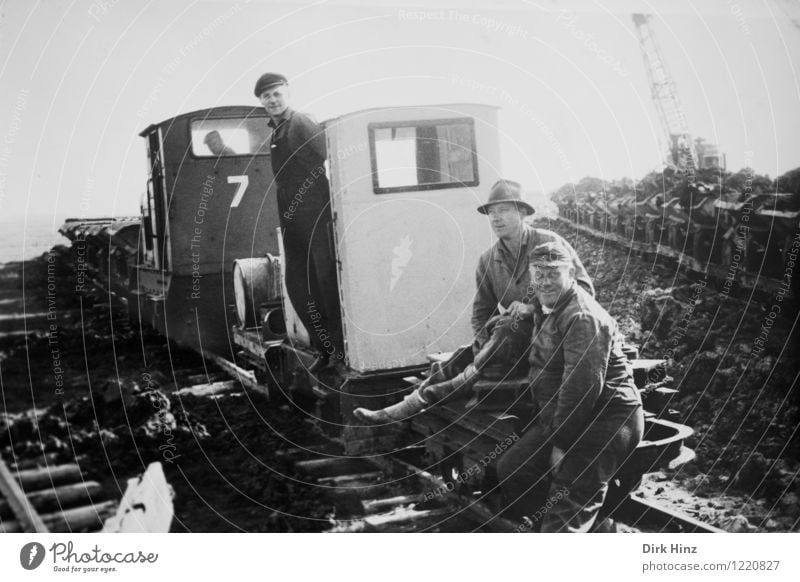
[0,0,798,576]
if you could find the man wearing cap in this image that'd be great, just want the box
[496,241,644,532]
[254,72,342,365]
[203,131,236,156]
[472,179,593,350]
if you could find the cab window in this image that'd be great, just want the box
[369,118,478,193]
[190,116,270,157]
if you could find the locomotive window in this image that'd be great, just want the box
[190,117,270,157]
[369,118,478,194]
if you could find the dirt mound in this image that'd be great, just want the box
[541,218,799,530]
[1,250,336,532]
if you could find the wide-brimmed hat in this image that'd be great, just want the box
[477,180,535,215]
[254,72,288,97]
[529,241,572,267]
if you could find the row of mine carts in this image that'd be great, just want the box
[554,182,799,289]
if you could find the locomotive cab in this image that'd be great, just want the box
[135,106,280,354]
[325,104,501,373]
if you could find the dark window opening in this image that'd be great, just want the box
[369,118,479,194]
[190,116,271,157]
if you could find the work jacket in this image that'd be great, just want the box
[269,108,330,227]
[528,284,641,451]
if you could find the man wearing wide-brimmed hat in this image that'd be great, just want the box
[496,241,643,532]
[472,179,593,349]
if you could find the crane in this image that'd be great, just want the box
[632,13,699,176]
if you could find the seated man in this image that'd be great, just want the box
[496,241,644,533]
[353,314,532,423]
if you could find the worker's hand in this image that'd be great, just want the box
[550,446,565,473]
[507,301,534,321]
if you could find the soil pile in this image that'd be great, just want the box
[1,250,335,532]
[539,217,799,531]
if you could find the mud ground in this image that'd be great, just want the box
[0,247,335,532]
[1,237,798,532]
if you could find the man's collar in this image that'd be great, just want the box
[521,223,532,247]
[268,107,295,129]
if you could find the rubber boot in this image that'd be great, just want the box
[419,363,481,404]
[353,390,428,424]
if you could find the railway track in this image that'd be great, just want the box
[0,331,722,534]
[279,423,723,533]
[0,454,115,533]
[228,359,723,534]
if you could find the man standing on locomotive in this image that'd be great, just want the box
[496,241,644,533]
[255,73,342,367]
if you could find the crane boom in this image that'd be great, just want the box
[632,13,698,175]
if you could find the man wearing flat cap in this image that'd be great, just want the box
[472,179,593,351]
[496,241,644,532]
[255,72,342,366]
[203,131,236,156]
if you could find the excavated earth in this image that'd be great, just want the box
[0,247,335,532]
[539,216,799,532]
[1,233,798,533]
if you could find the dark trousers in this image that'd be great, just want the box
[416,316,533,405]
[281,214,342,357]
[473,316,532,372]
[496,403,644,532]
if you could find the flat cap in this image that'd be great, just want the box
[477,179,535,215]
[529,241,573,266]
[203,130,221,143]
[254,72,288,97]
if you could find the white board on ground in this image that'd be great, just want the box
[101,462,174,533]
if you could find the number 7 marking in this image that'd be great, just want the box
[228,175,249,207]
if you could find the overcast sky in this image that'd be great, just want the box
[1,0,798,226]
